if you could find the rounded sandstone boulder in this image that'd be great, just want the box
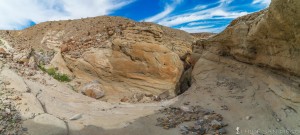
[80,81,105,99]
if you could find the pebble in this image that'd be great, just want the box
[195,119,205,125]
[276,118,281,122]
[246,116,252,120]
[221,105,229,110]
[70,113,82,120]
[218,128,227,134]
[183,102,190,105]
[211,120,222,130]
[179,125,189,134]
[180,106,191,112]
[22,128,28,131]
[3,81,10,85]
[5,108,11,114]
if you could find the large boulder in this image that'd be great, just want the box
[199,0,300,76]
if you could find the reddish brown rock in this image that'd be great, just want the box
[0,48,6,54]
[60,44,69,53]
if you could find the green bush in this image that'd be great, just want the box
[38,65,71,82]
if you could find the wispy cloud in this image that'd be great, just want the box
[0,0,270,33]
[179,25,227,33]
[252,0,271,6]
[158,9,248,27]
[145,0,183,22]
[0,0,134,30]
[144,5,174,22]
[147,0,248,33]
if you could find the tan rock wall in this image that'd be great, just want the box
[200,0,300,76]
[5,16,195,98]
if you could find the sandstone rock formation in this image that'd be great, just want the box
[199,0,300,77]
[0,16,195,101]
[190,32,216,40]
[195,0,300,104]
[0,0,299,134]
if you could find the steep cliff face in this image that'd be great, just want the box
[200,0,300,76]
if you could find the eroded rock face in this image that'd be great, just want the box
[65,27,190,98]
[200,0,300,76]
[1,16,194,100]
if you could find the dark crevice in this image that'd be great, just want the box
[176,67,193,95]
[63,120,70,135]
[175,53,194,95]
[35,89,48,113]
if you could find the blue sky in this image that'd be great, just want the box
[0,0,270,33]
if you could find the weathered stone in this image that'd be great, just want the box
[69,113,82,120]
[28,56,37,69]
[12,49,32,64]
[200,0,300,76]
[23,114,68,135]
[108,30,114,36]
[210,120,222,130]
[1,68,30,93]
[16,93,44,120]
[218,128,227,134]
[50,52,73,77]
[246,116,252,120]
[180,106,192,112]
[0,48,6,54]
[60,44,69,53]
[81,81,105,99]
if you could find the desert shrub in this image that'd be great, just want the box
[38,65,71,82]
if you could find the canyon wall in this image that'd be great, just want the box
[199,0,300,76]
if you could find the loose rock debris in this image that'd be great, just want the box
[156,105,227,135]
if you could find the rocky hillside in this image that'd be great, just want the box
[0,16,195,102]
[190,32,216,40]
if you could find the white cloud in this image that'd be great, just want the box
[193,5,208,10]
[144,0,183,22]
[179,25,226,33]
[146,0,249,33]
[144,5,174,22]
[187,21,210,26]
[186,19,231,27]
[252,0,271,6]
[0,0,134,30]
[157,1,248,27]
